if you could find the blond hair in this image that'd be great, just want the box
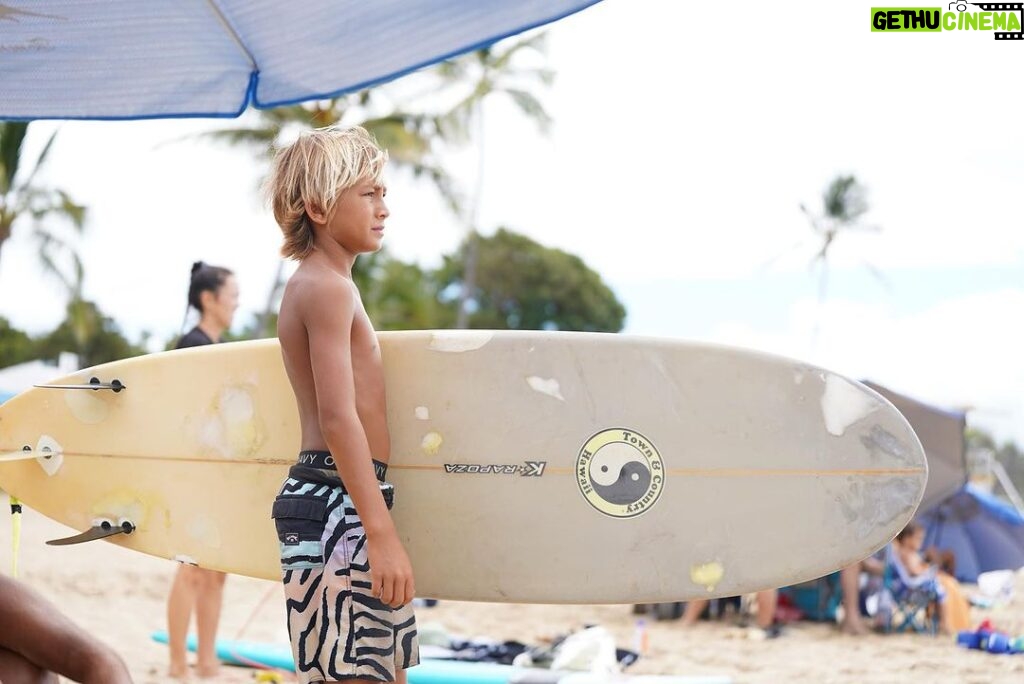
[266,125,388,260]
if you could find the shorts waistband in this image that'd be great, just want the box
[297,450,388,481]
[284,465,394,509]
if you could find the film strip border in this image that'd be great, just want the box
[971,2,1024,39]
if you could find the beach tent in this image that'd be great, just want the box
[780,383,969,617]
[862,382,1024,582]
[918,483,1024,583]
[862,381,968,514]
[0,0,603,120]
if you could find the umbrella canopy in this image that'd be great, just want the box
[0,0,602,120]
[919,483,1024,583]
[864,381,967,513]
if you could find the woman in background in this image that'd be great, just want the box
[166,261,239,680]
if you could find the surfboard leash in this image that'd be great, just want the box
[9,495,22,578]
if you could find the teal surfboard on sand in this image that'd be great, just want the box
[150,631,731,683]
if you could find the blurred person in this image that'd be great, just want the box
[682,589,781,638]
[165,261,239,680]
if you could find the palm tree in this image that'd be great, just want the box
[47,254,101,364]
[438,34,554,328]
[797,175,882,347]
[800,175,880,305]
[195,92,460,337]
[0,122,86,278]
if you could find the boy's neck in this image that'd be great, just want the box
[310,238,358,278]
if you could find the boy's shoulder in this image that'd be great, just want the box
[284,261,358,307]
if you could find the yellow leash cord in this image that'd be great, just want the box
[10,496,21,578]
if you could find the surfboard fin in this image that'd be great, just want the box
[0,446,42,463]
[34,377,126,393]
[46,520,135,546]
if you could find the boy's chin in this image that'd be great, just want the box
[344,238,383,254]
[355,243,383,256]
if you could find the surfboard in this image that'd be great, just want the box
[0,331,927,602]
[148,630,733,683]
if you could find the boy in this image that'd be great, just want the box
[267,125,418,683]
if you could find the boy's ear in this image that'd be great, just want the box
[306,203,327,225]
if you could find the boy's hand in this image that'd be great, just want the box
[367,530,415,608]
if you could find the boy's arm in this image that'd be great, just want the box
[303,278,414,608]
[0,574,133,683]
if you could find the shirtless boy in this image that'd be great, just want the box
[267,125,418,683]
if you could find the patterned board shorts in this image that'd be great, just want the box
[272,453,419,683]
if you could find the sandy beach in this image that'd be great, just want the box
[2,495,1022,684]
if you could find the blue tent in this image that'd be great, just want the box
[919,483,1024,584]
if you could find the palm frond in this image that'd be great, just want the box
[191,127,280,149]
[17,127,59,193]
[521,66,556,88]
[438,99,475,142]
[435,59,470,81]
[362,117,430,162]
[35,230,80,295]
[0,122,30,196]
[503,89,551,132]
[407,162,461,214]
[492,33,547,71]
[24,188,86,231]
[55,189,87,230]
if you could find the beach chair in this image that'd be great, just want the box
[878,544,941,635]
[779,572,841,622]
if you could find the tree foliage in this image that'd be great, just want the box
[34,300,147,368]
[435,229,625,332]
[0,316,35,368]
[966,427,1024,502]
[0,122,86,275]
[1,303,146,371]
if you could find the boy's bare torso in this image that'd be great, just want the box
[277,257,390,465]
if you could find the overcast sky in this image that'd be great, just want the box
[1,0,1022,446]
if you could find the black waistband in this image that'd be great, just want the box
[286,465,394,508]
[297,450,388,481]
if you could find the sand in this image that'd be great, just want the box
[1,496,1022,684]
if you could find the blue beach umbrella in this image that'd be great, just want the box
[919,483,1024,583]
[0,0,602,120]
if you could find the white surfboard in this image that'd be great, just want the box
[0,331,926,603]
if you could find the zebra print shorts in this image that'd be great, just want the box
[272,463,419,682]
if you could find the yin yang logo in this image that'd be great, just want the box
[577,428,664,518]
